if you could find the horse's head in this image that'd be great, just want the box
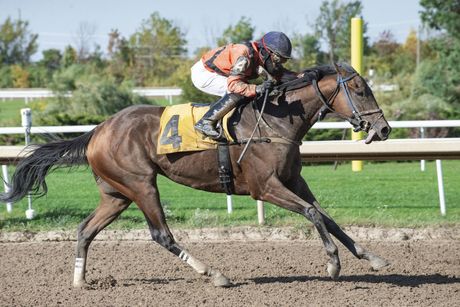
[314,63,391,144]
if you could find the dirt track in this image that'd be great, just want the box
[0,235,459,306]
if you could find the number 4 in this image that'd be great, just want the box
[160,115,182,149]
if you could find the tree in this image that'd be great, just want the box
[0,17,38,65]
[73,21,97,62]
[129,12,187,86]
[0,66,13,87]
[61,45,77,68]
[367,28,437,79]
[10,65,30,88]
[288,33,324,71]
[315,0,368,63]
[27,48,62,87]
[217,17,255,46]
[107,29,135,82]
[373,30,399,58]
[41,49,62,71]
[85,45,105,69]
[108,29,133,65]
[418,0,460,120]
[391,30,417,76]
[420,0,460,39]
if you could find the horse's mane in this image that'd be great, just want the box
[302,64,337,78]
[276,63,355,93]
[303,62,356,78]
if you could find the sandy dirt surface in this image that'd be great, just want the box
[0,233,459,307]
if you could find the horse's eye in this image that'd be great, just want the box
[355,90,364,97]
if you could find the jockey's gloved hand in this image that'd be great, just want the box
[256,80,275,95]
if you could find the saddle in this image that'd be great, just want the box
[157,102,239,194]
[157,103,237,155]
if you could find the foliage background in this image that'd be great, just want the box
[0,0,459,140]
[0,1,459,230]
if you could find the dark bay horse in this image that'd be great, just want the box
[1,63,391,287]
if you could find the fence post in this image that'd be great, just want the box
[436,160,446,216]
[257,200,265,225]
[351,16,364,172]
[21,108,35,219]
[420,127,425,171]
[226,195,233,214]
[2,165,13,212]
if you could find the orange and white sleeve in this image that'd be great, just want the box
[226,49,257,97]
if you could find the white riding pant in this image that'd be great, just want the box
[191,60,227,97]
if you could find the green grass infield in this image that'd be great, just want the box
[1,160,459,232]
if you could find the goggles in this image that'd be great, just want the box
[270,52,288,64]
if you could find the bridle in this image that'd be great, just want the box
[237,68,386,164]
[312,71,383,132]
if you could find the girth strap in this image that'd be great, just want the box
[234,137,298,145]
[217,143,234,195]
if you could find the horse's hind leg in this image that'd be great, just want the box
[320,211,389,270]
[73,179,131,287]
[294,177,389,270]
[132,179,231,287]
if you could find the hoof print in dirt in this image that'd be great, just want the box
[88,275,117,290]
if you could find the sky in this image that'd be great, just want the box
[0,0,423,60]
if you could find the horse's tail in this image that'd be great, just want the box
[0,129,96,204]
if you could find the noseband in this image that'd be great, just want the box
[312,72,383,132]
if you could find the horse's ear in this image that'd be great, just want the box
[334,62,340,72]
[333,62,341,73]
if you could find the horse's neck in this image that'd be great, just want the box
[302,75,338,126]
[237,75,337,144]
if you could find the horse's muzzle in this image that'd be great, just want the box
[364,118,391,144]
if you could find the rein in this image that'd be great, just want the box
[236,88,274,165]
[234,92,299,165]
[234,66,384,163]
[236,67,301,165]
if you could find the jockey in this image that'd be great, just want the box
[191,31,297,139]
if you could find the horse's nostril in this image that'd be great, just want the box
[380,126,390,137]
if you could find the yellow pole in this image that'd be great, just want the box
[351,17,363,172]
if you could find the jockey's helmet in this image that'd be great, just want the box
[260,31,292,60]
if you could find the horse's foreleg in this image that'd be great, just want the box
[74,181,131,287]
[319,210,389,270]
[261,176,341,279]
[135,182,231,287]
[294,177,389,270]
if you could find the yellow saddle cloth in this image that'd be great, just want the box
[157,103,234,154]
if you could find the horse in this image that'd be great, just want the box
[1,63,391,288]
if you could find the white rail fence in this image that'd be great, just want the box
[1,114,459,222]
[0,88,182,104]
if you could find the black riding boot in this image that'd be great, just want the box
[194,93,242,139]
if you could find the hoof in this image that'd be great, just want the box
[212,272,231,287]
[327,262,340,280]
[369,255,390,271]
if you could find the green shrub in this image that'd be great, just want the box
[0,66,13,87]
[40,67,156,125]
